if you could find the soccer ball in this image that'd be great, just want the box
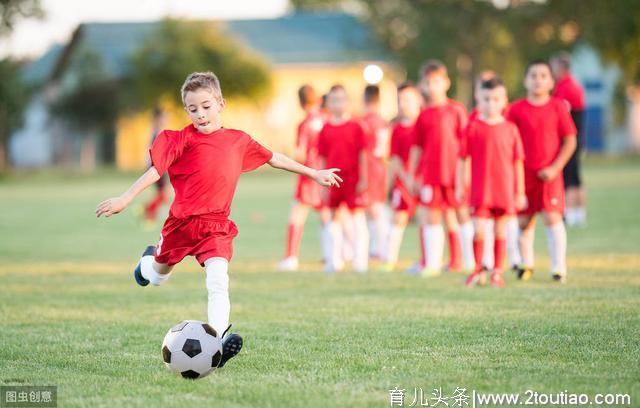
[161,320,223,379]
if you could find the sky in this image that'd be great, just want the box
[0,0,290,60]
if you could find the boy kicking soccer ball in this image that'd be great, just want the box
[95,72,342,368]
[457,78,525,288]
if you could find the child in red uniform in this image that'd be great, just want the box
[382,82,422,272]
[551,52,587,227]
[278,85,331,271]
[318,84,369,273]
[359,85,391,261]
[457,77,525,288]
[95,72,342,368]
[408,60,474,277]
[507,61,577,283]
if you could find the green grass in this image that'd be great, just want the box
[0,157,639,407]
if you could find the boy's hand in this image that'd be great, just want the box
[537,165,559,181]
[314,168,343,188]
[515,193,527,211]
[96,196,129,218]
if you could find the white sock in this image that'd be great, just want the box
[386,223,406,265]
[368,219,378,257]
[204,257,230,338]
[545,222,567,276]
[506,217,521,267]
[341,216,354,262]
[140,255,171,286]
[375,212,389,259]
[460,221,475,270]
[481,219,494,269]
[519,227,535,269]
[328,221,344,270]
[425,224,444,271]
[565,207,577,226]
[352,212,370,272]
[576,207,587,224]
[320,223,332,264]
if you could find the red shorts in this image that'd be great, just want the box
[155,213,238,266]
[418,184,462,209]
[472,206,512,218]
[326,176,367,209]
[390,183,416,216]
[294,175,321,209]
[519,168,565,215]
[366,159,387,203]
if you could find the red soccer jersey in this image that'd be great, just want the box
[413,99,468,186]
[460,118,524,211]
[296,111,324,168]
[150,124,273,219]
[390,122,415,183]
[507,98,576,171]
[553,74,586,111]
[359,111,389,159]
[317,119,366,179]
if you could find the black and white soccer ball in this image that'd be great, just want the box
[161,320,223,379]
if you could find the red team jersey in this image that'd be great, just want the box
[360,111,390,203]
[294,112,324,207]
[507,98,577,214]
[553,74,586,112]
[460,119,524,216]
[317,120,367,209]
[413,99,468,186]
[149,124,273,264]
[389,122,417,212]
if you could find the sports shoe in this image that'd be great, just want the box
[133,245,156,286]
[551,271,567,284]
[464,270,485,287]
[420,268,441,278]
[490,271,505,288]
[277,256,299,271]
[516,267,534,281]
[218,328,243,369]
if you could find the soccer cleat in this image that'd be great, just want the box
[551,272,567,284]
[464,270,486,287]
[133,245,156,287]
[420,268,441,278]
[217,333,243,369]
[277,256,299,271]
[517,267,534,281]
[405,261,426,275]
[377,263,395,273]
[490,271,505,288]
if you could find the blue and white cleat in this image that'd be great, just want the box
[133,245,156,287]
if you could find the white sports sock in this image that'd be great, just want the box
[576,207,587,225]
[545,222,567,276]
[482,219,494,269]
[140,255,171,286]
[204,257,230,337]
[341,216,354,262]
[565,208,577,226]
[368,219,378,257]
[506,217,521,266]
[425,224,444,271]
[460,221,475,270]
[328,221,344,271]
[386,224,406,265]
[320,223,332,264]
[519,227,535,269]
[352,212,370,272]
[375,212,389,259]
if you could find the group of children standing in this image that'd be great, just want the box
[279,57,580,288]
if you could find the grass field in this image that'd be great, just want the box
[1,157,639,407]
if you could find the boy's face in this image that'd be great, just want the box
[420,71,450,101]
[397,87,421,120]
[184,87,224,134]
[478,86,507,118]
[326,88,349,116]
[524,64,555,97]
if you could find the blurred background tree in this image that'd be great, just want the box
[0,0,43,170]
[292,0,640,105]
[124,18,272,112]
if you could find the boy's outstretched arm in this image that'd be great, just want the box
[268,152,343,187]
[95,166,161,218]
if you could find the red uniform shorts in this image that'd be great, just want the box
[155,212,238,266]
[326,175,367,209]
[472,206,512,218]
[390,183,417,216]
[294,175,322,209]
[418,184,462,210]
[520,168,565,215]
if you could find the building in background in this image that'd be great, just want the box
[10,12,400,170]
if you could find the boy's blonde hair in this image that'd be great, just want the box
[181,71,223,104]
